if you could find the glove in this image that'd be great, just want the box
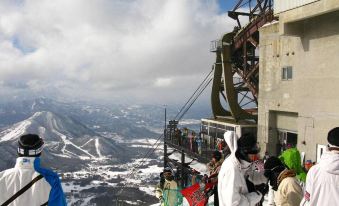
[205,188,214,198]
[245,177,256,193]
[255,183,269,196]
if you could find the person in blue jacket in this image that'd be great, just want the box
[0,134,67,206]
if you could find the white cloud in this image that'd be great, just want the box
[0,0,237,104]
[154,78,172,87]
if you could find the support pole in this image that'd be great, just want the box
[164,105,167,168]
[164,143,168,168]
[181,150,185,188]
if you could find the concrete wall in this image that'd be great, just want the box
[274,0,320,15]
[258,5,339,162]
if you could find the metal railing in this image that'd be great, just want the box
[210,39,222,52]
[165,129,221,163]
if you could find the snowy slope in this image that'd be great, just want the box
[0,111,127,171]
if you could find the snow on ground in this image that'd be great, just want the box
[0,120,31,142]
[53,129,96,158]
[80,139,94,147]
[62,181,93,193]
[101,133,125,143]
[169,151,210,175]
[125,138,161,144]
[129,144,156,148]
[0,112,43,142]
[62,137,165,205]
[179,119,201,125]
[125,200,139,205]
[145,126,163,134]
[95,138,103,158]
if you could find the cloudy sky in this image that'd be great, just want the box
[0,0,239,105]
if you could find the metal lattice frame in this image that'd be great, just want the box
[211,0,276,122]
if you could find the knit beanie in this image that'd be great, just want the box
[264,157,285,173]
[264,157,286,191]
[328,127,339,147]
[237,133,259,154]
[18,134,44,157]
[163,167,172,173]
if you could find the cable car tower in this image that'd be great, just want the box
[211,0,275,122]
[163,0,276,188]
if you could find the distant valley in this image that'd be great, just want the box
[0,98,207,205]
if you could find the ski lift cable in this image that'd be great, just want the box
[117,70,214,196]
[128,80,209,173]
[118,88,199,191]
[174,68,214,120]
[177,77,212,121]
[116,134,164,196]
[174,72,213,120]
[177,77,213,121]
[173,67,214,120]
[135,75,211,185]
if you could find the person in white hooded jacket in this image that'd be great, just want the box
[0,134,66,206]
[301,127,339,206]
[218,131,267,206]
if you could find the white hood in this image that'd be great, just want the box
[224,131,251,170]
[319,150,339,175]
[224,131,238,155]
[218,131,263,206]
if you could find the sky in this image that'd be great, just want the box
[0,0,240,105]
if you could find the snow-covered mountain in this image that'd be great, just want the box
[0,111,127,171]
[0,98,209,205]
[0,98,160,139]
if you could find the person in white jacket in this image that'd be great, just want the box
[0,134,66,206]
[218,131,267,206]
[301,127,339,206]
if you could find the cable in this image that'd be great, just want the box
[116,134,163,196]
[178,77,212,120]
[173,67,214,120]
[177,77,213,121]
[117,68,215,197]
[175,68,214,120]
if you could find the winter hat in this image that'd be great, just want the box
[264,157,285,178]
[18,134,44,157]
[328,127,339,147]
[212,150,222,161]
[264,157,287,191]
[237,133,259,154]
[163,167,172,174]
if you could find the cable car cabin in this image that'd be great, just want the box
[164,118,257,165]
[201,118,257,144]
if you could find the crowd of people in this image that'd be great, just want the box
[1,127,339,206]
[157,127,339,206]
[168,128,206,155]
[167,127,228,157]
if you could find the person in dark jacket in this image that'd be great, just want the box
[264,157,303,206]
[206,151,224,205]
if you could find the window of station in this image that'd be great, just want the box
[225,126,235,132]
[216,127,226,139]
[278,130,298,152]
[282,66,293,80]
[201,122,208,134]
[208,123,217,137]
